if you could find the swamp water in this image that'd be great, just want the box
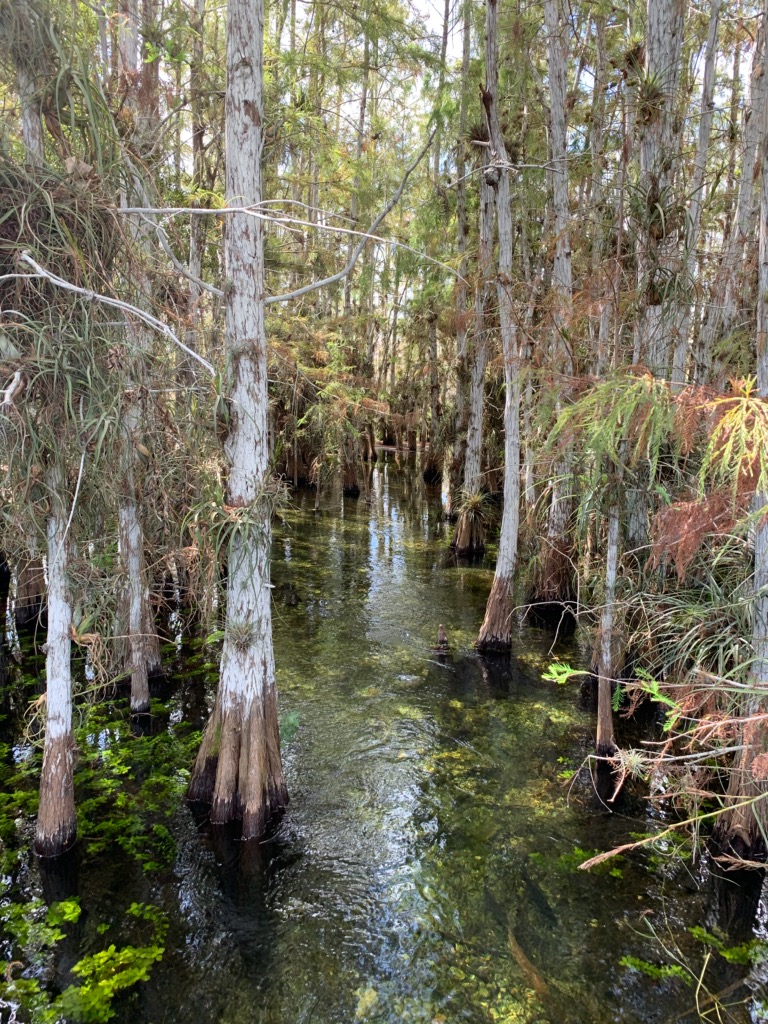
[1,453,766,1024]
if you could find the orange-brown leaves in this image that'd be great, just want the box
[651,490,743,580]
[672,385,711,456]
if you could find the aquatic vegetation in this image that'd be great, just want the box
[0,895,167,1023]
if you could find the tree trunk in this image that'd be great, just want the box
[117,2,163,710]
[454,160,492,539]
[596,501,620,757]
[14,553,45,629]
[476,0,522,652]
[713,25,768,857]
[695,19,766,384]
[188,0,288,837]
[18,63,44,166]
[447,0,472,517]
[35,464,76,857]
[672,0,721,384]
[343,30,370,316]
[633,0,685,373]
[423,309,441,483]
[463,161,493,496]
[532,0,575,610]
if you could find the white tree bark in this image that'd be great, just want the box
[715,13,768,854]
[545,0,573,317]
[18,63,44,167]
[696,19,767,384]
[672,0,721,384]
[633,0,685,373]
[476,0,522,651]
[35,463,76,857]
[535,0,575,607]
[188,0,287,837]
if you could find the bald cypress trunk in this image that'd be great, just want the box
[447,0,472,517]
[596,503,620,757]
[532,0,575,610]
[713,13,768,857]
[188,0,288,837]
[476,0,522,652]
[695,20,766,384]
[453,159,492,556]
[117,0,162,713]
[35,464,76,857]
[671,0,721,384]
[633,0,685,373]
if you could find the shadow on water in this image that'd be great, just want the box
[3,452,765,1024]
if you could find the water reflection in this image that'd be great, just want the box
[6,453,763,1024]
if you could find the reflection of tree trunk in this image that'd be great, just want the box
[35,464,76,857]
[476,0,522,652]
[188,0,288,839]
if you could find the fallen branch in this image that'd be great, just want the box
[579,790,768,870]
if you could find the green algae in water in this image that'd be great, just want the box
[1,456,761,1024]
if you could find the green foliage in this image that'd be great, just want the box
[74,705,200,871]
[541,662,588,685]
[550,371,678,520]
[1,895,167,1024]
[699,378,768,501]
[280,710,300,743]
[618,955,692,985]
[688,926,758,966]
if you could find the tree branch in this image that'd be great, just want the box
[15,253,216,377]
[0,370,24,409]
[143,214,225,299]
[265,129,436,305]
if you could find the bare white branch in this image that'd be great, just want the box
[1,370,24,409]
[266,129,438,305]
[15,253,216,377]
[120,131,467,299]
[143,215,225,299]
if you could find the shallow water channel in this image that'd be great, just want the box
[2,453,767,1023]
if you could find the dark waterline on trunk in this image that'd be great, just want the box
[2,453,765,1023]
